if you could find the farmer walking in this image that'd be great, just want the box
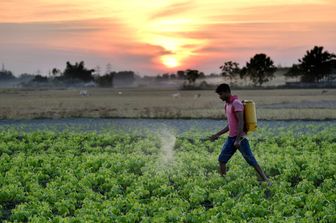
[209,83,269,183]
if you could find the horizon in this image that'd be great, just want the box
[1,0,335,76]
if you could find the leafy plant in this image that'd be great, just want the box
[0,127,335,222]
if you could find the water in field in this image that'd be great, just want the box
[0,118,334,134]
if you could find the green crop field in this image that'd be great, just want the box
[0,125,335,222]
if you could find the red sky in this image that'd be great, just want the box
[0,0,335,76]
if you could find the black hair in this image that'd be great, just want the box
[215,83,231,94]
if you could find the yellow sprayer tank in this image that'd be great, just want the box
[243,100,257,132]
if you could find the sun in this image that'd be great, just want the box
[161,55,180,68]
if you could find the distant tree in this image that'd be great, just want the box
[32,75,48,82]
[285,46,336,82]
[156,73,173,81]
[114,71,135,80]
[51,68,61,77]
[19,73,35,80]
[186,69,200,85]
[143,75,155,81]
[162,73,169,80]
[241,54,277,86]
[0,70,15,81]
[284,64,303,79]
[177,70,186,79]
[209,73,219,77]
[112,71,135,87]
[61,61,94,82]
[95,73,113,87]
[219,61,240,83]
[170,74,176,79]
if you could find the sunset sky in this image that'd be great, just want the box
[1,0,335,76]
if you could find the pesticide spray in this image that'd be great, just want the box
[156,128,176,167]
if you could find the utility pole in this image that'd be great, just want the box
[106,63,112,75]
[94,65,101,76]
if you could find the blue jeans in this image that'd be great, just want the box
[218,136,258,166]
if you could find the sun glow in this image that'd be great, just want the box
[161,55,179,68]
[1,0,335,75]
[149,35,207,69]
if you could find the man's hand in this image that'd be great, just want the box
[234,138,242,148]
[207,127,228,142]
[209,134,219,142]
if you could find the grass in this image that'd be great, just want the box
[0,88,335,120]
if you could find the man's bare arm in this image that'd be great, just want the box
[215,125,229,136]
[209,125,229,141]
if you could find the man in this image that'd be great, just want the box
[209,83,269,182]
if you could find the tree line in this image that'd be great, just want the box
[219,46,336,86]
[1,45,335,87]
[155,46,336,86]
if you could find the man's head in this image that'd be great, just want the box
[215,83,231,102]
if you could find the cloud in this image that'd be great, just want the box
[0,17,175,75]
[225,3,336,23]
[1,0,336,75]
[149,1,195,20]
[0,21,102,35]
[33,3,95,17]
[0,1,107,22]
[0,18,129,47]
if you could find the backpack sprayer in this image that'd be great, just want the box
[242,100,257,132]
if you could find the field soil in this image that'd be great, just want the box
[0,88,335,120]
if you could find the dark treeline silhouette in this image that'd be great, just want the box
[220,54,277,87]
[241,54,277,86]
[220,61,240,83]
[1,46,335,88]
[95,73,113,87]
[0,68,15,81]
[58,61,95,82]
[96,71,135,87]
[156,69,205,85]
[285,46,336,83]
[219,46,336,86]
[32,75,48,83]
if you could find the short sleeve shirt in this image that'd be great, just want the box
[225,98,246,137]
